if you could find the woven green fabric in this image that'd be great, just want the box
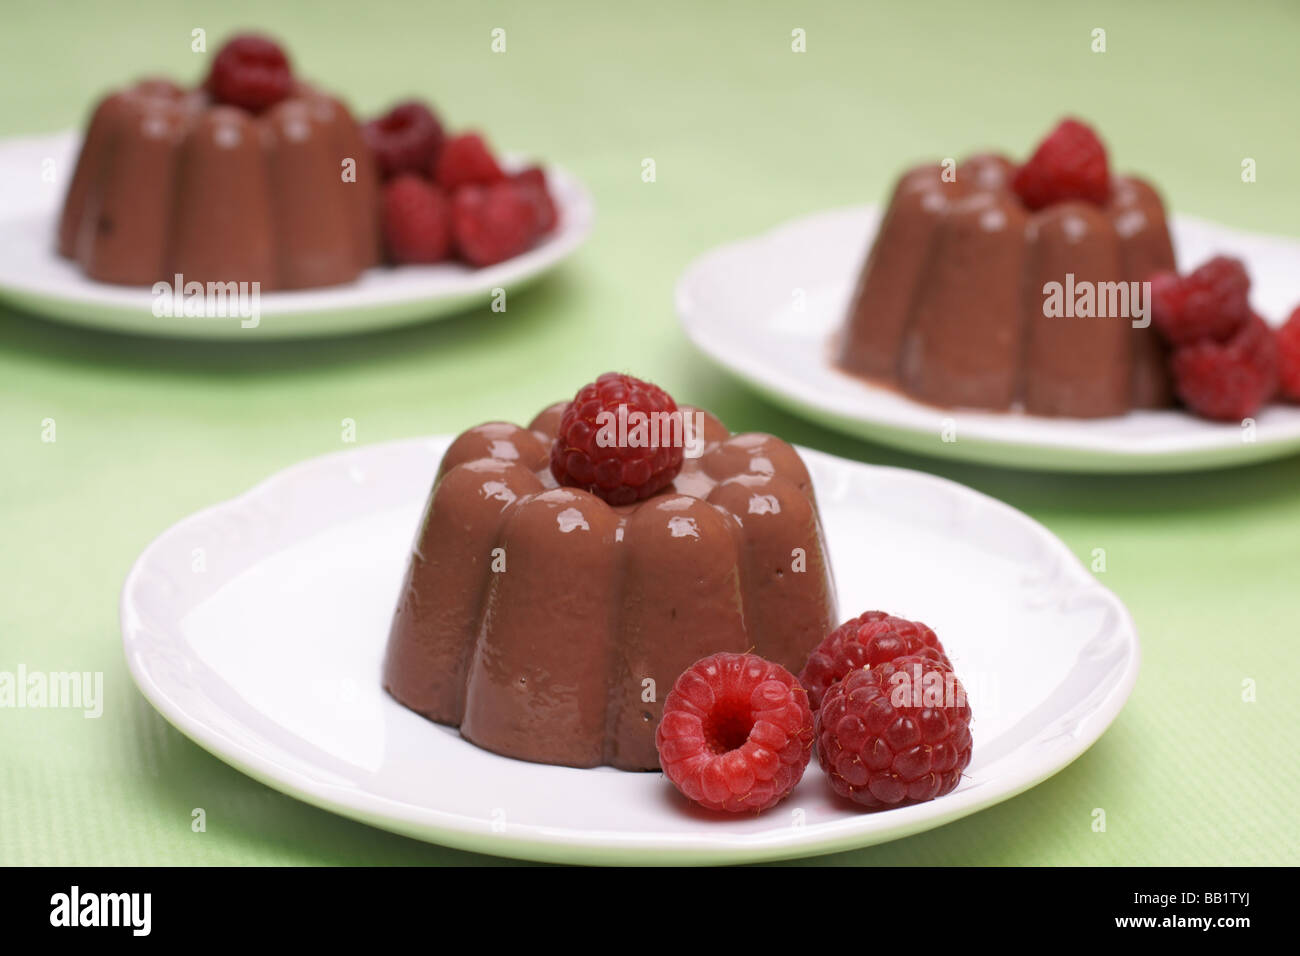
[2,0,1297,865]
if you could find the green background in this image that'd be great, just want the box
[2,0,1297,865]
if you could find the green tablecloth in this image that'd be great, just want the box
[2,0,1297,865]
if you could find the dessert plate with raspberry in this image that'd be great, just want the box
[122,418,1140,864]
[0,34,594,340]
[676,120,1300,472]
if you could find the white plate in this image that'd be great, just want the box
[676,206,1300,472]
[121,435,1139,865]
[0,132,593,339]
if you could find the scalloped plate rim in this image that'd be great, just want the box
[120,436,1140,864]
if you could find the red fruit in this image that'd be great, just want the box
[1276,306,1300,401]
[206,34,293,113]
[816,655,972,809]
[800,612,951,712]
[451,182,538,267]
[549,372,685,505]
[1148,270,1185,331]
[381,175,452,264]
[1170,314,1279,421]
[1151,256,1252,346]
[433,133,506,190]
[1011,118,1110,210]
[363,101,446,179]
[656,652,814,814]
[512,166,547,192]
[513,166,558,235]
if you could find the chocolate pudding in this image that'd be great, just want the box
[383,404,838,770]
[837,153,1177,418]
[58,80,379,290]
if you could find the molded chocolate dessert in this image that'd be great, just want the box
[383,403,838,770]
[58,79,379,290]
[836,153,1178,418]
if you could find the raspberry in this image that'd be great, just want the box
[1011,117,1110,211]
[381,175,452,264]
[1151,256,1252,346]
[513,166,558,235]
[433,133,506,190]
[363,101,446,179]
[800,612,951,712]
[451,182,538,267]
[1277,306,1300,401]
[549,372,685,505]
[816,655,972,809]
[206,34,293,113]
[656,652,814,813]
[1170,313,1278,421]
